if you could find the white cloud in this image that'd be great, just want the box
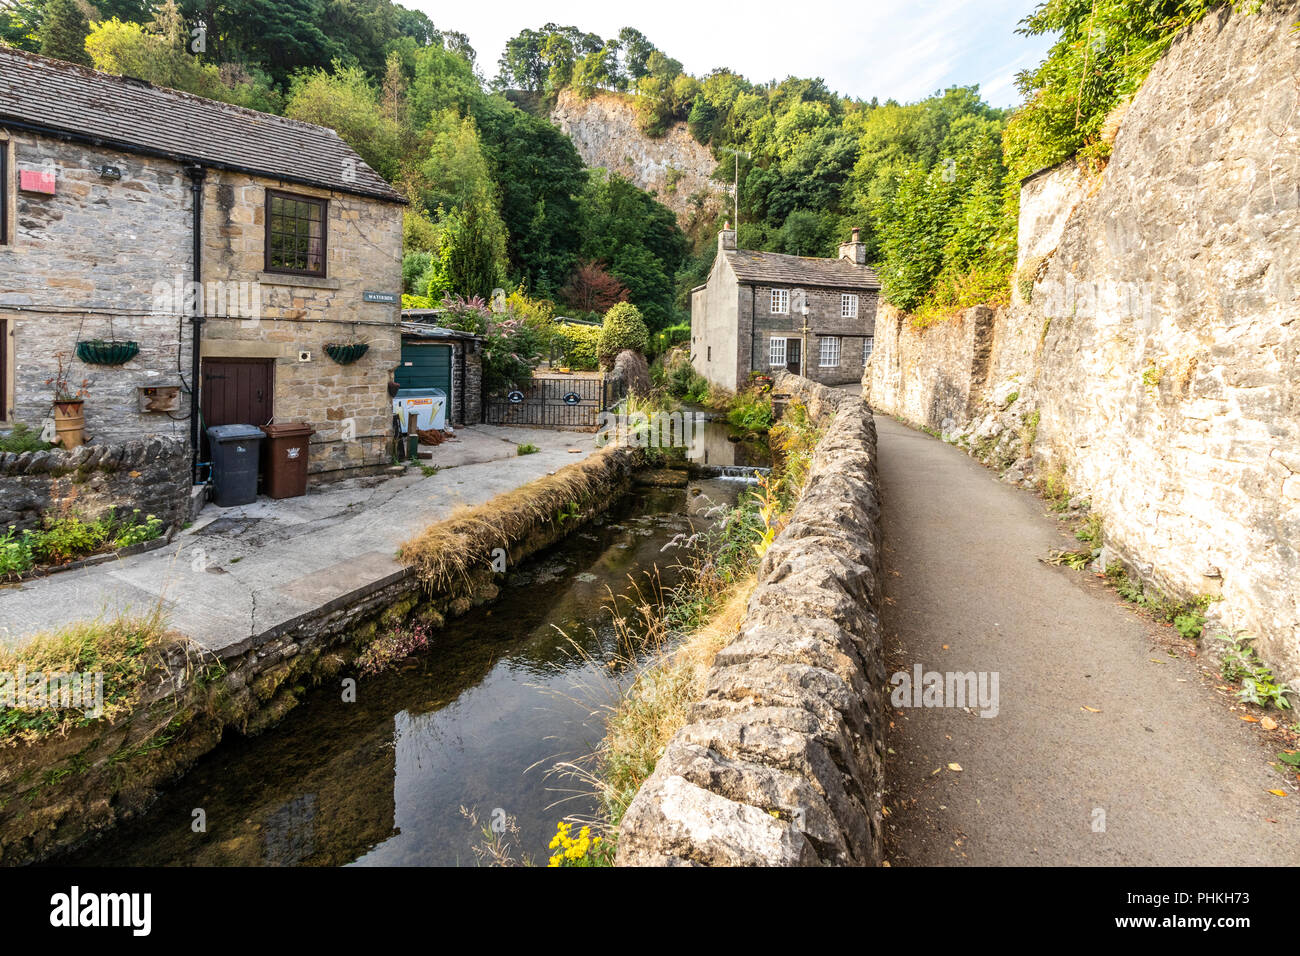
[409,0,1056,108]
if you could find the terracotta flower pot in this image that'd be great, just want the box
[52,399,86,449]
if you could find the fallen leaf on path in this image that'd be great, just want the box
[1148,658,1167,664]
[947,763,963,772]
[931,768,942,776]
[1261,717,1279,731]
[1267,790,1288,797]
[1240,715,1260,723]
[1081,706,1101,713]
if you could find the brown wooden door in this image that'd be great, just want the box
[201,358,274,457]
[785,338,801,375]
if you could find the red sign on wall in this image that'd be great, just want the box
[19,169,56,194]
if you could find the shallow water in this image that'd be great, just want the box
[65,479,749,867]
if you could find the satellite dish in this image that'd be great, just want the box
[790,288,807,313]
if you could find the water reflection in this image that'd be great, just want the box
[66,481,747,867]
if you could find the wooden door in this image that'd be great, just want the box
[785,338,801,375]
[201,358,274,456]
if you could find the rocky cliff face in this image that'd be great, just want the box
[868,3,1300,684]
[550,89,727,226]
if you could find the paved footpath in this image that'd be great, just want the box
[0,426,598,654]
[872,414,1300,865]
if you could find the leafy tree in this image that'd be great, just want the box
[579,173,687,330]
[472,95,585,294]
[39,0,90,65]
[1,0,43,51]
[285,64,402,181]
[85,6,278,108]
[558,261,629,314]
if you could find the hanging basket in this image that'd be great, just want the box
[76,339,139,366]
[324,342,370,365]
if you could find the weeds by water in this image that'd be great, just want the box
[0,606,180,743]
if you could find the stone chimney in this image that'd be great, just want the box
[839,226,866,265]
[719,222,737,252]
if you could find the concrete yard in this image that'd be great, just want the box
[0,426,600,654]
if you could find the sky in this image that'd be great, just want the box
[409,0,1057,109]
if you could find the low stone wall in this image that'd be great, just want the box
[0,445,640,865]
[0,436,191,533]
[617,372,886,866]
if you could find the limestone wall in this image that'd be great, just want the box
[866,3,1300,685]
[617,373,886,865]
[551,89,726,227]
[0,436,190,534]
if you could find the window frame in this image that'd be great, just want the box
[819,336,841,368]
[862,334,874,364]
[264,189,328,277]
[769,336,787,367]
[841,293,858,319]
[770,288,789,314]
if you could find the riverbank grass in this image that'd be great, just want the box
[0,608,176,743]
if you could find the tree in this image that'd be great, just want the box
[472,95,585,294]
[558,261,629,314]
[285,65,402,181]
[440,201,505,300]
[39,0,91,66]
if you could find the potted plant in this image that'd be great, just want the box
[45,351,90,449]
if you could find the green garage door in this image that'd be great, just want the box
[397,342,452,395]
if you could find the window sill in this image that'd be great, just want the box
[258,271,340,290]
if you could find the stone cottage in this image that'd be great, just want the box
[690,227,880,389]
[0,48,406,482]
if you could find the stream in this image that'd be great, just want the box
[63,467,758,867]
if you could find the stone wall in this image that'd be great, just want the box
[866,4,1300,686]
[617,372,886,865]
[0,134,194,444]
[551,89,726,228]
[743,285,878,388]
[0,436,190,533]
[690,245,740,389]
[199,169,403,478]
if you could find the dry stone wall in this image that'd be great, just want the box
[0,436,190,534]
[866,4,1300,686]
[617,372,886,866]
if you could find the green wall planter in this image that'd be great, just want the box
[325,342,370,365]
[76,340,140,366]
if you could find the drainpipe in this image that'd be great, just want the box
[749,284,757,383]
[185,164,206,482]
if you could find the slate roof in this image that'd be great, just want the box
[0,48,405,203]
[726,249,880,290]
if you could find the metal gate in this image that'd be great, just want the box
[485,373,616,428]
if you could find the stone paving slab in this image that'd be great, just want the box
[0,426,601,653]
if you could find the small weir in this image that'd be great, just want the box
[61,473,758,866]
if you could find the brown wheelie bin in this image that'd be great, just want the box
[260,422,314,498]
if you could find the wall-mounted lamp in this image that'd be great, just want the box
[98,165,122,181]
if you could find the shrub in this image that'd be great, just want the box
[553,323,602,371]
[651,322,690,357]
[598,302,649,363]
